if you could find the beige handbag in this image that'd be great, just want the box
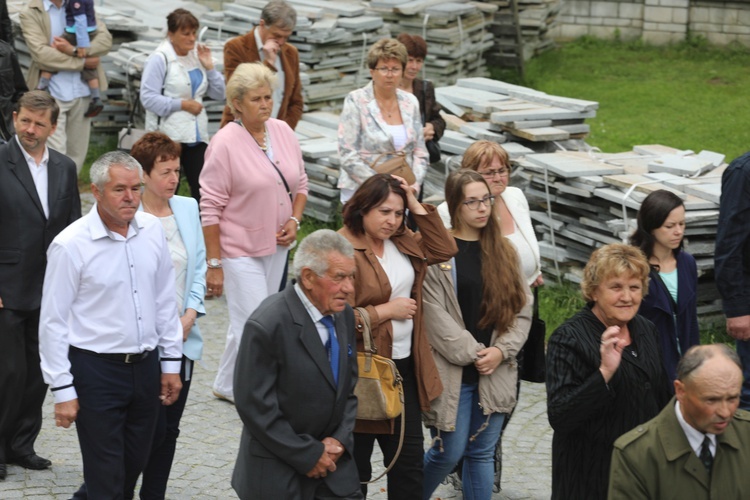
[353,307,406,484]
[369,151,416,185]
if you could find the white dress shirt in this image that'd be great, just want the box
[39,207,183,403]
[254,27,284,119]
[15,135,50,218]
[675,400,716,458]
[294,283,330,346]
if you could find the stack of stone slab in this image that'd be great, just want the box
[365,0,497,87]
[516,145,725,313]
[482,0,560,68]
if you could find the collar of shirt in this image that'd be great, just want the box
[15,135,49,168]
[293,283,330,346]
[675,400,716,457]
[89,202,143,241]
[254,28,265,61]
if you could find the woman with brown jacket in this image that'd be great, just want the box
[338,173,457,499]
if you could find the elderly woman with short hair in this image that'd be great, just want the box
[546,243,670,500]
[200,62,308,403]
[337,38,428,203]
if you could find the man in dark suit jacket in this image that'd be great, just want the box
[232,229,362,499]
[220,0,303,130]
[0,90,81,480]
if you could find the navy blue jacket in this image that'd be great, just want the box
[716,151,750,318]
[638,250,699,387]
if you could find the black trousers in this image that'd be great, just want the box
[0,308,46,462]
[139,357,193,499]
[353,357,424,500]
[180,142,207,204]
[70,348,161,499]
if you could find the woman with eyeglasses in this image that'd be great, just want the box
[422,170,532,500]
[337,38,428,203]
[439,140,542,288]
[338,173,456,499]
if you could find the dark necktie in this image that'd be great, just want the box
[320,315,339,386]
[699,435,713,474]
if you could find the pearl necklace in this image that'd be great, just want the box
[241,119,269,152]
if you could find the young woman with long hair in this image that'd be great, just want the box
[630,189,699,385]
[421,170,532,500]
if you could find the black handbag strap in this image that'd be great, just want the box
[533,286,540,319]
[234,121,293,203]
[420,79,427,126]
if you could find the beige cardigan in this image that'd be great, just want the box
[421,259,532,431]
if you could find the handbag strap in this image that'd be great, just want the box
[533,286,540,320]
[420,80,427,126]
[369,150,405,169]
[365,409,405,484]
[233,121,293,203]
[354,306,406,484]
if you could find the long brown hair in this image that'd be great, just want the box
[445,170,526,332]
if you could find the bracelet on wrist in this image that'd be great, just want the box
[289,216,301,231]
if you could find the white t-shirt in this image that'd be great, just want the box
[377,239,415,359]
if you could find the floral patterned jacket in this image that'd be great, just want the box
[337,81,428,192]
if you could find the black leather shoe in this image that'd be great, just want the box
[10,454,51,470]
[0,462,7,480]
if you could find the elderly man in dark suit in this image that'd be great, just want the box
[232,229,363,499]
[0,90,81,480]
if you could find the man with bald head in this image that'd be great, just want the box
[608,344,750,499]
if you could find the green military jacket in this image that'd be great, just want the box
[608,397,750,499]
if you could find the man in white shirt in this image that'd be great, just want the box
[39,151,183,498]
[0,90,80,481]
[608,344,750,499]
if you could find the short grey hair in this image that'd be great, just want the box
[226,62,278,116]
[677,344,742,382]
[261,0,297,30]
[293,229,354,279]
[90,151,143,190]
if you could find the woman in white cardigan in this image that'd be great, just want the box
[437,140,542,287]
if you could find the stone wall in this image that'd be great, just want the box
[551,0,750,46]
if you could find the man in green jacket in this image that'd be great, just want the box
[608,344,750,499]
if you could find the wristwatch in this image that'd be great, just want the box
[207,258,222,269]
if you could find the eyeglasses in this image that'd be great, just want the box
[462,195,495,210]
[374,67,402,76]
[479,168,510,179]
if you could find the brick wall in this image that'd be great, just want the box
[551,0,750,46]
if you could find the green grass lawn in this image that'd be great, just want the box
[517,36,750,162]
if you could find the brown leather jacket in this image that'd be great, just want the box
[338,205,457,434]
[220,28,303,129]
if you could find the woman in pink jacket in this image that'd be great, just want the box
[199,62,308,403]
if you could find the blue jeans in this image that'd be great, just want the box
[422,383,505,500]
[737,340,750,410]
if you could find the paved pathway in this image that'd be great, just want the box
[1,194,552,498]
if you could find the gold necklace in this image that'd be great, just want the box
[142,197,171,217]
[377,98,399,118]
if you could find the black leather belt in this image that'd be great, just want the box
[70,346,150,364]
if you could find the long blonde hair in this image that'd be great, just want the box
[445,170,526,332]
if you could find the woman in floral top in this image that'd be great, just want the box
[337,38,428,203]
